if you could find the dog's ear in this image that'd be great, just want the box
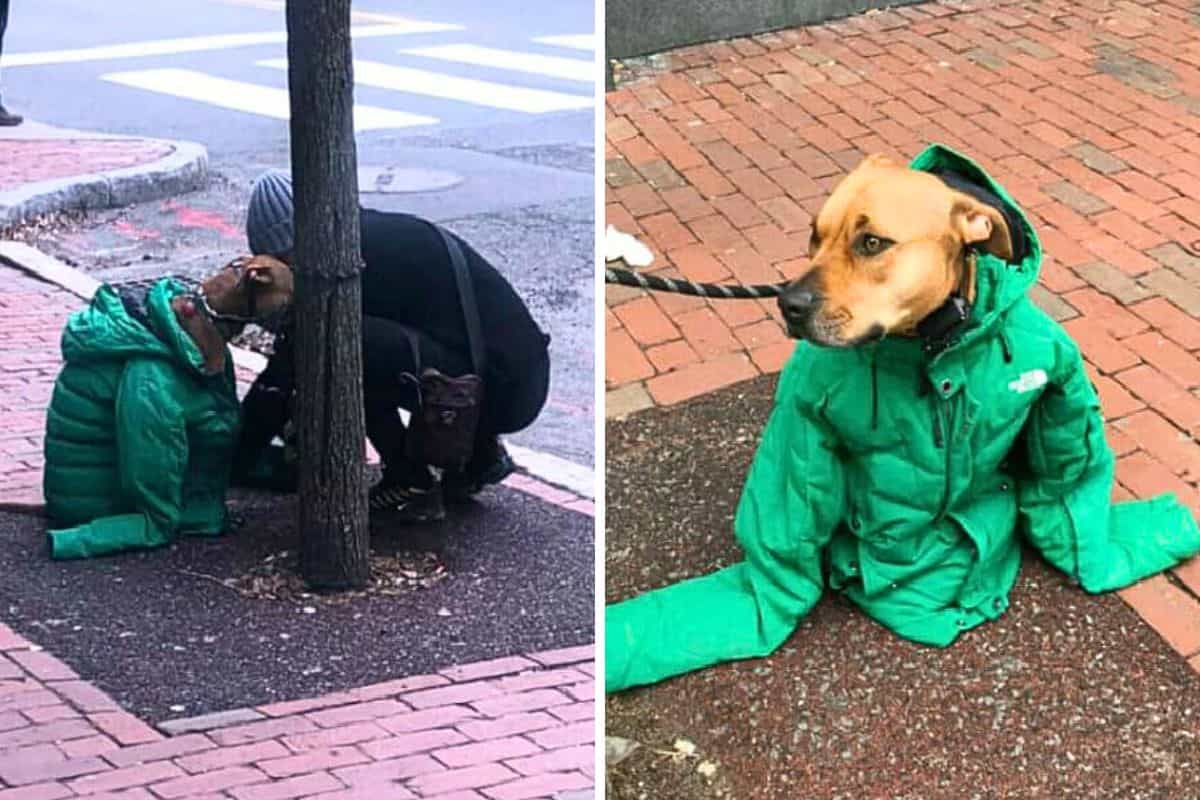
[951,195,1013,261]
[244,265,276,285]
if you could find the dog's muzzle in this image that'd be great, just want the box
[190,287,291,334]
[778,275,823,338]
[778,275,885,347]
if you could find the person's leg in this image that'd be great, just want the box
[444,345,550,502]
[361,315,426,487]
[231,333,297,490]
[0,0,22,127]
[483,344,551,436]
[361,315,470,520]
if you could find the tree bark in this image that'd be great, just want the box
[285,0,369,589]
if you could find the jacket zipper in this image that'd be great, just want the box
[931,388,953,521]
[870,355,880,430]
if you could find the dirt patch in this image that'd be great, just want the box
[0,481,594,723]
[606,374,1200,799]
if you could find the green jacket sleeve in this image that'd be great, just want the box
[49,360,187,559]
[605,356,846,692]
[1019,344,1200,592]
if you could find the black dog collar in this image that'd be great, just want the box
[916,249,976,357]
[917,292,972,356]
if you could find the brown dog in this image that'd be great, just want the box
[778,154,1013,346]
[0,255,293,518]
[173,254,294,375]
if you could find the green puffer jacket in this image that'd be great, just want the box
[606,145,1200,693]
[42,279,240,560]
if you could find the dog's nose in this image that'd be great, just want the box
[779,288,818,321]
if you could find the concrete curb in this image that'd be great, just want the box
[0,138,208,229]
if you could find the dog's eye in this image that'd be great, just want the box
[855,234,893,257]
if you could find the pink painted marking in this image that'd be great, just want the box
[163,200,243,240]
[111,220,161,240]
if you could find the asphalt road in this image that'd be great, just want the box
[2,0,596,467]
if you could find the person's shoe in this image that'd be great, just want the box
[0,103,23,127]
[369,480,446,523]
[443,440,517,504]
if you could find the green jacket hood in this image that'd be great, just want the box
[62,279,210,376]
[909,144,1042,354]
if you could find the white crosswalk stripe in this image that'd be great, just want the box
[100,68,439,131]
[532,34,595,51]
[78,28,595,131]
[1,23,460,68]
[258,58,592,114]
[401,44,594,83]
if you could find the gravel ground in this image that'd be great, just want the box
[605,373,1200,800]
[0,481,593,723]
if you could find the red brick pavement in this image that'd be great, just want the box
[605,0,1200,671]
[0,140,174,193]
[0,620,593,799]
[0,270,77,504]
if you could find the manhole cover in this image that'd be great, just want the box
[358,166,463,194]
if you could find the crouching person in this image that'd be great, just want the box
[232,170,552,522]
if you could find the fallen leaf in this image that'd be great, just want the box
[606,736,640,765]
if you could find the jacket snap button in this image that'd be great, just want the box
[851,517,861,531]
[1001,483,1010,492]
[849,561,858,571]
[940,379,952,394]
[956,617,967,628]
[890,582,898,589]
[993,598,1003,610]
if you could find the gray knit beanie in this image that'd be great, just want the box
[246,170,295,256]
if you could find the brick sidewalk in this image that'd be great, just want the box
[0,270,75,503]
[605,0,1200,669]
[0,140,174,192]
[0,620,593,800]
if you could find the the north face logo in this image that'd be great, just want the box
[1008,369,1047,394]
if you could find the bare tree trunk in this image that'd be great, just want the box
[285,0,369,589]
